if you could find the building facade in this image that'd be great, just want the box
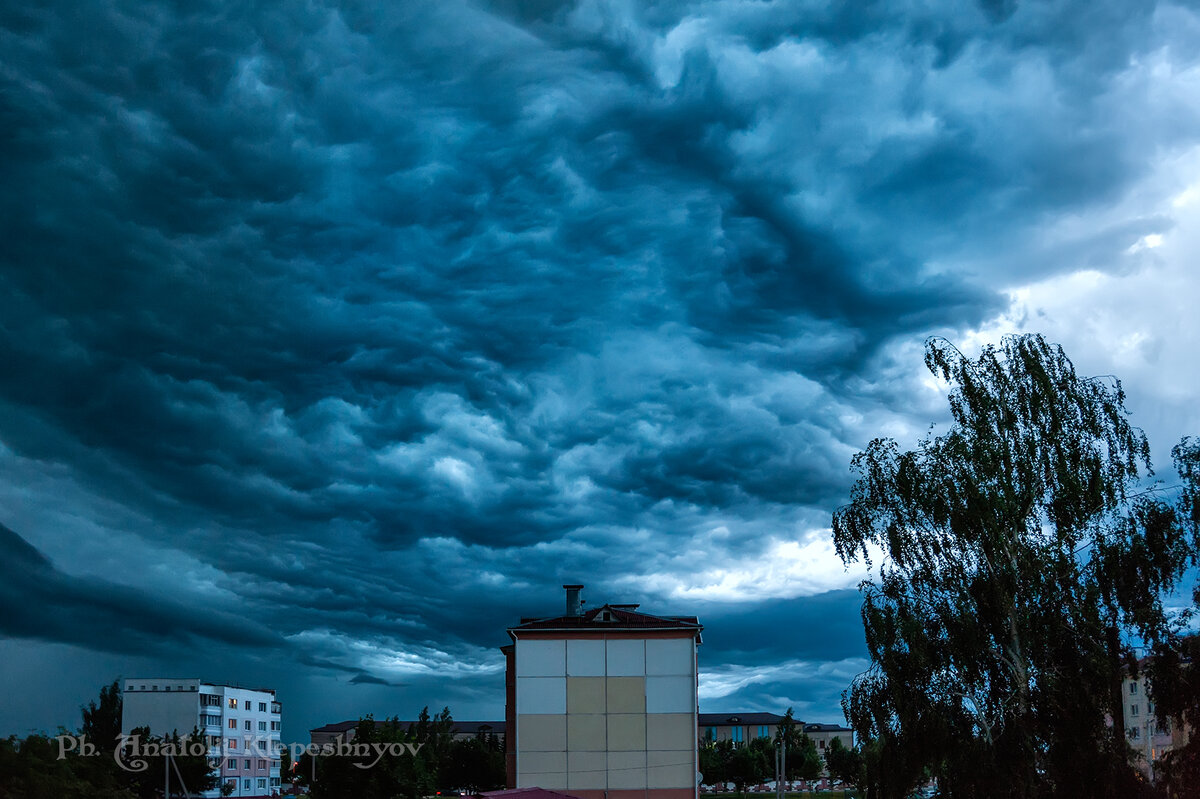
[1122,671,1189,781]
[122,677,282,798]
[504,585,703,799]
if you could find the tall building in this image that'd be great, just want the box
[503,585,703,799]
[121,677,282,798]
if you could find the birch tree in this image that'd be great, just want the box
[832,334,1194,798]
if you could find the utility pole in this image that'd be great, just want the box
[775,741,780,799]
[774,736,788,799]
[781,737,787,799]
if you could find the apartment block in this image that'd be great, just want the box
[121,678,282,798]
[504,585,703,799]
[1122,671,1189,781]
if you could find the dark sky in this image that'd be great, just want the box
[3,0,1200,743]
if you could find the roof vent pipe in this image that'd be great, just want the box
[564,584,584,617]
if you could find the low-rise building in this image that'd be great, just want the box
[309,718,507,746]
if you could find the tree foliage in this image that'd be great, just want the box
[305,707,504,799]
[823,737,863,793]
[81,679,123,752]
[700,738,772,794]
[832,334,1197,798]
[123,726,219,799]
[0,681,216,799]
[1145,438,1200,796]
[775,709,822,782]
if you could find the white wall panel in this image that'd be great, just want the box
[517,677,567,714]
[646,675,695,714]
[517,640,566,677]
[606,639,645,676]
[566,639,606,676]
[646,638,694,675]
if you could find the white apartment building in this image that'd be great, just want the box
[1121,671,1180,782]
[122,677,282,798]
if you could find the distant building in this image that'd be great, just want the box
[1122,669,1191,781]
[698,712,786,744]
[697,712,852,779]
[504,584,703,799]
[309,718,506,746]
[121,678,281,798]
[799,722,854,755]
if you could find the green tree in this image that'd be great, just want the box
[81,679,123,752]
[832,334,1195,798]
[443,732,505,793]
[309,714,439,799]
[699,739,730,788]
[774,709,821,783]
[122,726,219,799]
[823,737,862,791]
[1145,438,1200,796]
[0,733,135,799]
[727,738,770,795]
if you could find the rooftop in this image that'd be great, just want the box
[508,603,702,635]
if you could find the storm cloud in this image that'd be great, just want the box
[2,0,1199,738]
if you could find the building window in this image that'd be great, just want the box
[243,779,251,790]
[757,725,769,738]
[271,721,281,731]
[228,698,238,709]
[244,720,251,730]
[1148,702,1155,714]
[272,702,282,714]
[258,778,267,789]
[1156,720,1171,735]
[244,759,251,770]
[819,740,826,749]
[259,760,267,770]
[259,702,267,712]
[228,739,237,749]
[244,700,251,710]
[1131,704,1139,717]
[201,694,220,707]
[226,779,237,792]
[731,727,743,743]
[259,721,267,731]
[227,759,236,769]
[1129,728,1141,740]
[1130,682,1139,695]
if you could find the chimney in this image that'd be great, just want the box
[563,584,584,617]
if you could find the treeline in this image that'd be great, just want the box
[0,680,218,799]
[698,709,825,793]
[297,707,505,799]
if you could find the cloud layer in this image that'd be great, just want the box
[3,0,1200,737]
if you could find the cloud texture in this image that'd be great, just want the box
[3,0,1200,737]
